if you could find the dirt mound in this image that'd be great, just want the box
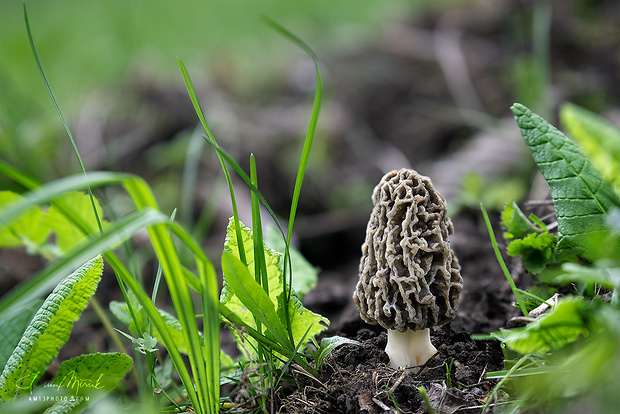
[280,323,504,413]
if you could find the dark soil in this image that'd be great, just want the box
[271,207,518,414]
[279,324,504,414]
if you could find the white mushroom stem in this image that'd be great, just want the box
[385,328,437,371]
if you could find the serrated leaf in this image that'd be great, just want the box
[264,225,318,298]
[511,103,620,261]
[221,250,290,348]
[43,192,107,252]
[51,352,132,396]
[221,219,328,357]
[504,297,589,355]
[507,232,557,274]
[501,200,536,240]
[42,398,83,414]
[0,191,50,250]
[0,256,103,400]
[560,103,620,188]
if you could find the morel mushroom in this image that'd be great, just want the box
[353,169,462,370]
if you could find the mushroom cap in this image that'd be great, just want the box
[353,169,462,332]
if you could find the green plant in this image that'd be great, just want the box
[0,7,351,414]
[177,19,359,409]
[483,103,620,412]
[0,255,133,413]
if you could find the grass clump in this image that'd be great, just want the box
[0,6,347,414]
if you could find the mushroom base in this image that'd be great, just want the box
[385,328,437,371]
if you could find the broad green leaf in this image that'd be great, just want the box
[503,297,589,355]
[51,352,132,396]
[221,219,328,356]
[264,225,318,298]
[0,256,103,400]
[555,263,620,291]
[221,250,291,348]
[278,292,328,351]
[560,103,620,188]
[511,103,620,261]
[43,192,108,253]
[0,191,50,250]
[507,232,557,274]
[221,219,283,305]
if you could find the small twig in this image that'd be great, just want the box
[372,397,397,413]
[291,363,329,392]
[389,370,407,394]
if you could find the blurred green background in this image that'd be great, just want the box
[1,0,619,268]
[1,0,433,178]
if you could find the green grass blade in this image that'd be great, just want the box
[0,171,132,226]
[0,169,219,413]
[481,203,529,317]
[250,154,269,292]
[482,354,532,413]
[23,3,103,234]
[0,208,166,315]
[262,18,322,245]
[177,58,246,266]
[262,19,323,337]
[511,103,620,261]
[221,251,292,350]
[0,161,40,190]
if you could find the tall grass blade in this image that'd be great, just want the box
[23,3,103,234]
[481,203,529,317]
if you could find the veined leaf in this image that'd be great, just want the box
[511,103,620,261]
[0,256,103,400]
[221,251,291,349]
[51,352,132,396]
[503,296,589,355]
[221,219,328,356]
[560,102,620,188]
[264,225,318,298]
